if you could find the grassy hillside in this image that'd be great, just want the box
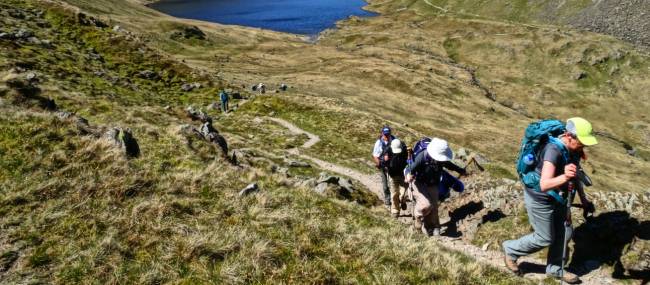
[0,0,534,283]
[160,0,650,194]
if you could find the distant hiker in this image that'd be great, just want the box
[503,118,598,284]
[219,90,229,113]
[404,138,466,236]
[253,83,266,94]
[372,125,396,208]
[385,139,409,218]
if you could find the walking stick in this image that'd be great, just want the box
[560,181,576,285]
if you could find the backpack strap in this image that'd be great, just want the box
[544,137,571,204]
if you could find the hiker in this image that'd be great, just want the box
[503,118,598,284]
[385,139,409,218]
[404,138,466,236]
[372,125,396,208]
[219,90,229,113]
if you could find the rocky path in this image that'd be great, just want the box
[267,116,620,285]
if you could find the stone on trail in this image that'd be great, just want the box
[239,183,259,196]
[181,82,201,92]
[313,183,332,195]
[287,160,310,168]
[338,178,355,192]
[104,127,140,158]
[0,32,15,40]
[186,106,212,123]
[572,70,588,80]
[14,29,33,39]
[55,110,73,120]
[318,172,339,184]
[137,70,158,80]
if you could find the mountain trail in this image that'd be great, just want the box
[267,116,620,285]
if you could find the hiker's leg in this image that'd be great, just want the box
[381,169,390,206]
[546,206,573,276]
[389,175,402,214]
[424,184,440,229]
[503,191,554,260]
[399,179,408,202]
[413,181,433,220]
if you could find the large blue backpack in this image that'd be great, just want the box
[516,119,569,204]
[411,137,431,160]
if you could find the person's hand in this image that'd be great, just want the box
[564,163,577,180]
[458,168,468,177]
[405,174,414,183]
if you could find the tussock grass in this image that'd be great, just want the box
[0,1,534,283]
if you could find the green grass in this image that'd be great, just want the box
[0,1,535,283]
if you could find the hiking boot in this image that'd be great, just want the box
[503,256,520,274]
[552,272,580,284]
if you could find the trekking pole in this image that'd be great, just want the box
[408,182,416,221]
[456,156,485,179]
[560,181,576,285]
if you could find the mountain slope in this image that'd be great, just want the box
[399,0,650,48]
[0,0,532,283]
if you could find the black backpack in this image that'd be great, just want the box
[387,144,408,177]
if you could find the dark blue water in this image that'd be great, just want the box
[150,0,376,35]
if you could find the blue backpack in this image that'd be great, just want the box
[411,137,431,160]
[404,137,432,177]
[409,138,464,201]
[516,119,569,204]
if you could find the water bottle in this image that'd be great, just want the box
[523,153,535,165]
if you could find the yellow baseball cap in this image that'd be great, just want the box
[567,117,598,146]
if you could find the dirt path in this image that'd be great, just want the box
[267,116,620,285]
[266,117,321,148]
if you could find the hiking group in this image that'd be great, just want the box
[372,118,598,284]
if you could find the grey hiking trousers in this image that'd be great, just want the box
[503,189,572,277]
[380,168,391,205]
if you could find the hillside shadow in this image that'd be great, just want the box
[570,211,649,283]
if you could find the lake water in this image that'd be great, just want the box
[150,0,377,35]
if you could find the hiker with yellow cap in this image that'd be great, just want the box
[404,138,466,237]
[503,117,598,284]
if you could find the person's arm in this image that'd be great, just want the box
[372,140,382,168]
[441,161,466,176]
[539,161,577,192]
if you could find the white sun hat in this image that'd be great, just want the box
[390,139,403,154]
[426,138,453,161]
